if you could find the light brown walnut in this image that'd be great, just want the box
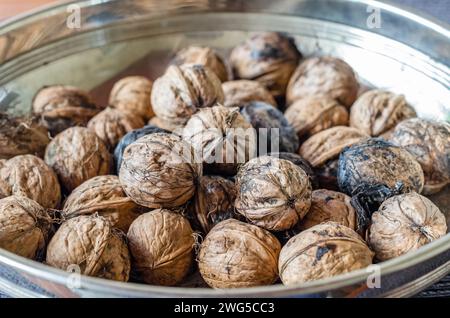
[222,80,276,108]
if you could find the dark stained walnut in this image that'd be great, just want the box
[368,192,447,261]
[350,89,416,136]
[32,85,103,136]
[230,32,301,98]
[222,80,277,108]
[390,118,450,195]
[286,56,359,107]
[198,219,281,288]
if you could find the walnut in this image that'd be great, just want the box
[240,101,299,154]
[235,155,312,231]
[87,107,145,150]
[46,215,130,281]
[151,64,224,127]
[286,57,359,107]
[148,116,184,133]
[172,46,228,82]
[0,155,61,209]
[183,105,257,175]
[284,97,349,141]
[127,209,194,286]
[368,192,447,261]
[0,113,50,159]
[32,85,102,136]
[230,32,301,98]
[119,133,202,208]
[0,196,53,260]
[188,176,237,233]
[390,118,450,195]
[350,90,416,136]
[62,175,146,232]
[44,127,112,193]
[109,76,154,121]
[299,126,369,189]
[222,80,276,108]
[198,219,281,288]
[0,160,7,199]
[279,222,373,285]
[114,125,169,172]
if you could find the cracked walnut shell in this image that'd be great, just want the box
[198,219,281,288]
[127,209,195,286]
[279,222,373,285]
[63,175,146,232]
[46,215,130,281]
[286,56,359,107]
[222,80,276,108]
[0,155,61,209]
[44,127,112,193]
[350,89,416,136]
[368,192,447,261]
[235,156,312,231]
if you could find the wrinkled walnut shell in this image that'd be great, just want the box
[368,192,447,261]
[286,57,359,107]
[279,222,373,285]
[0,113,50,159]
[151,64,224,127]
[109,76,154,120]
[235,156,312,231]
[0,155,61,209]
[183,105,256,175]
[222,80,276,108]
[0,196,53,260]
[390,118,450,195]
[119,133,202,208]
[285,97,349,141]
[127,209,194,286]
[148,116,184,133]
[44,127,112,193]
[350,89,416,136]
[198,219,281,288]
[63,175,146,232]
[87,107,145,150]
[46,215,130,281]
[32,85,102,136]
[230,32,301,98]
[172,46,228,82]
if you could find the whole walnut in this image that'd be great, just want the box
[222,80,276,108]
[188,176,237,233]
[114,125,169,172]
[44,127,112,193]
[368,192,447,261]
[127,209,195,286]
[151,64,224,127]
[268,152,318,189]
[119,133,202,208]
[198,219,281,288]
[0,113,50,159]
[32,85,102,136]
[299,126,369,189]
[183,105,257,175]
[0,155,61,209]
[390,118,450,195]
[235,156,312,231]
[285,97,349,141]
[279,222,373,285]
[350,90,416,136]
[46,215,130,281]
[0,196,53,260]
[63,175,146,232]
[0,160,7,198]
[230,32,301,98]
[148,116,184,133]
[109,76,154,120]
[172,46,228,82]
[286,56,359,107]
[240,101,299,154]
[87,107,145,150]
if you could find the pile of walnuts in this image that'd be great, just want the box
[0,32,448,290]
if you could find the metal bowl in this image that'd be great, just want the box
[0,0,449,298]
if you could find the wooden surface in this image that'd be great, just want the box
[0,0,59,21]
